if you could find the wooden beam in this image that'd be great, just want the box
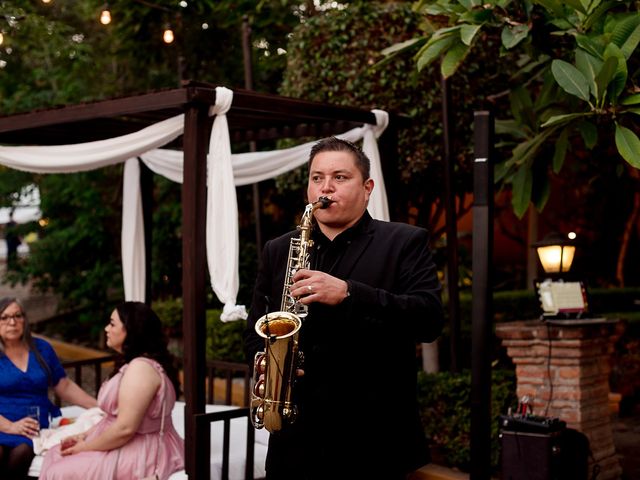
[0,89,189,133]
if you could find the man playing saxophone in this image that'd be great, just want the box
[244,137,444,480]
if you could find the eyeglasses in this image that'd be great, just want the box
[0,312,25,323]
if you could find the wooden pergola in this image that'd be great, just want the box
[0,80,402,477]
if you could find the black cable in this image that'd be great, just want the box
[543,321,553,418]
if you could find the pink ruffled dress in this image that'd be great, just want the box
[40,357,184,480]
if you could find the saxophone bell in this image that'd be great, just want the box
[250,312,302,432]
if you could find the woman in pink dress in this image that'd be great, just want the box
[41,301,184,480]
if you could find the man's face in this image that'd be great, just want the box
[307,150,373,235]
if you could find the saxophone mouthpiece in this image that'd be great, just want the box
[316,196,334,209]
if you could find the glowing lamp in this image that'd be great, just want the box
[533,232,576,274]
[163,28,175,44]
[100,9,111,25]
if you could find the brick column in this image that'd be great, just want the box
[495,319,622,480]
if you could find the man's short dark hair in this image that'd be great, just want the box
[308,137,370,181]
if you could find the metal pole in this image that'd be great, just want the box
[441,75,461,373]
[470,110,494,480]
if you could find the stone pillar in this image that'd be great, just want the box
[495,319,622,480]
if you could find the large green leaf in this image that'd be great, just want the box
[541,112,590,128]
[594,56,618,104]
[494,161,512,183]
[561,0,588,14]
[620,22,640,59]
[501,24,530,49]
[611,14,640,59]
[415,33,457,72]
[575,49,602,100]
[460,24,482,46]
[510,85,534,130]
[511,166,533,218]
[458,0,482,10]
[552,127,569,173]
[582,0,619,30]
[615,123,640,168]
[511,129,556,170]
[551,60,590,101]
[620,94,640,106]
[495,119,529,139]
[576,35,604,58]
[381,37,425,57]
[603,43,628,102]
[441,42,470,78]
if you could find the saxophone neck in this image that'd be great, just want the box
[301,196,334,228]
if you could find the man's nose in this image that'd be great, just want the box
[320,178,335,192]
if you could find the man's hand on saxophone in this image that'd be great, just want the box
[290,268,350,306]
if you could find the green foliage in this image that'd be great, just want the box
[16,169,124,317]
[280,1,516,230]
[149,177,183,300]
[398,0,640,218]
[417,368,517,472]
[153,296,184,333]
[206,309,247,364]
[152,297,246,363]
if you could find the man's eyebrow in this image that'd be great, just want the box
[309,168,352,175]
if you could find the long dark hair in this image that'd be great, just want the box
[0,296,54,385]
[110,301,181,398]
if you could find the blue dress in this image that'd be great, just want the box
[0,338,66,448]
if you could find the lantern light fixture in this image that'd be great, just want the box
[532,232,576,275]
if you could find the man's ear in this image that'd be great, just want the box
[364,178,374,195]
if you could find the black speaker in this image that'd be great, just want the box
[500,428,589,480]
[501,430,559,480]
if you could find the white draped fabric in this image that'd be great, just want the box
[0,87,390,321]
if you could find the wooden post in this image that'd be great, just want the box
[182,104,212,477]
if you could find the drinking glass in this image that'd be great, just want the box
[27,406,40,434]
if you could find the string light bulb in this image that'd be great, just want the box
[163,27,174,44]
[0,33,3,46]
[41,0,53,4]
[100,8,112,25]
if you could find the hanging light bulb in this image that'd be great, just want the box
[163,27,174,44]
[41,0,53,4]
[0,33,4,46]
[100,8,112,25]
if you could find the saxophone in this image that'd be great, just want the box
[250,196,333,433]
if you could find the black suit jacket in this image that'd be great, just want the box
[244,211,444,479]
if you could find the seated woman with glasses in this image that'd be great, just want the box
[0,297,97,480]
